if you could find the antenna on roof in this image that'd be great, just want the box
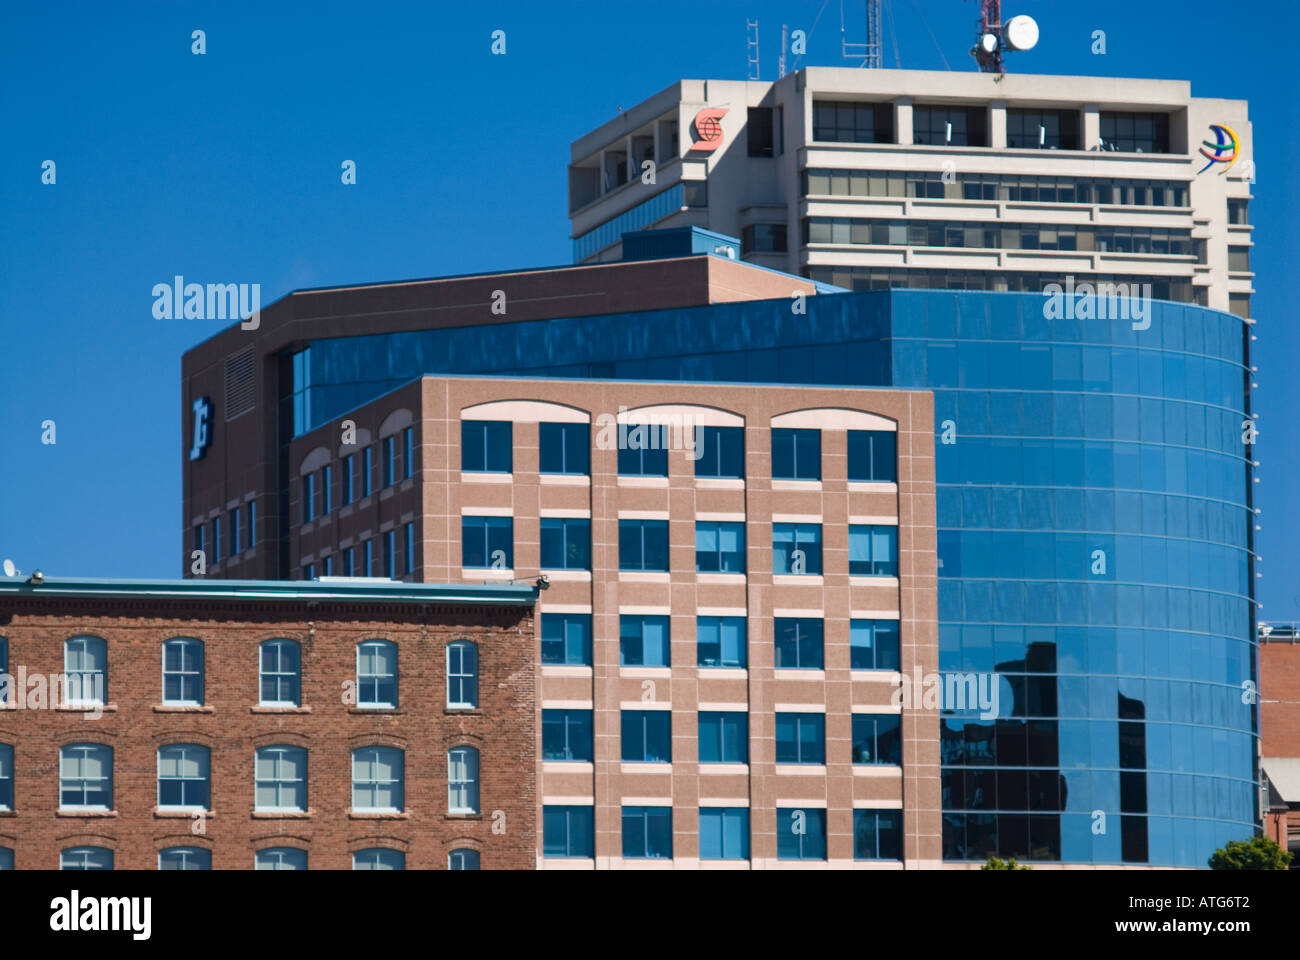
[2,559,17,578]
[968,0,1038,73]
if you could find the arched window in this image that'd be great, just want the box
[356,640,397,708]
[259,639,301,706]
[59,743,112,811]
[162,638,204,705]
[61,846,113,870]
[448,848,480,870]
[447,747,479,814]
[446,641,478,709]
[351,746,404,813]
[353,848,405,870]
[255,746,307,812]
[255,848,306,870]
[157,744,210,811]
[64,636,107,706]
[159,847,211,870]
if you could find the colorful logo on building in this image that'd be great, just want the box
[690,108,728,152]
[1197,123,1239,174]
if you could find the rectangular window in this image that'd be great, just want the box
[1006,108,1080,150]
[230,507,241,555]
[852,714,903,765]
[695,426,744,479]
[255,746,307,813]
[774,618,823,669]
[323,554,333,576]
[404,522,415,576]
[622,806,673,859]
[540,517,592,570]
[700,807,749,860]
[362,446,373,497]
[541,613,592,665]
[162,639,204,706]
[158,745,210,811]
[813,100,893,143]
[771,428,820,480]
[384,530,396,577]
[621,710,671,762]
[342,546,355,576]
[619,615,670,667]
[322,465,332,514]
[698,712,748,763]
[618,519,669,572]
[1228,245,1251,272]
[542,709,594,762]
[849,525,898,576]
[463,516,513,569]
[695,521,745,573]
[342,454,355,504]
[747,106,775,157]
[1229,294,1251,320]
[403,426,415,479]
[617,432,668,476]
[194,523,205,559]
[913,105,987,147]
[212,517,221,564]
[363,540,374,577]
[356,641,398,708]
[850,619,901,670]
[741,223,788,255]
[772,523,822,575]
[260,640,300,706]
[60,745,112,810]
[697,616,746,668]
[0,638,7,706]
[302,474,315,524]
[539,422,590,475]
[383,435,396,487]
[0,744,11,811]
[775,713,825,764]
[847,430,896,481]
[303,563,315,581]
[1099,111,1170,154]
[1227,198,1249,225]
[778,808,827,860]
[854,809,903,860]
[543,805,594,858]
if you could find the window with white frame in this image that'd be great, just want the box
[159,847,210,870]
[352,746,404,812]
[447,746,479,814]
[356,640,397,708]
[255,847,306,870]
[446,641,478,709]
[353,848,404,870]
[255,745,307,812]
[157,744,210,811]
[61,846,113,870]
[63,635,106,706]
[259,639,301,706]
[448,848,480,870]
[59,743,112,810]
[162,637,204,706]
[0,743,12,811]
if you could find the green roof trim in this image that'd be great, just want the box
[0,576,537,606]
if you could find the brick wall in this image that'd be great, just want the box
[0,597,536,870]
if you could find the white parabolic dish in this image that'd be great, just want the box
[1004,14,1039,51]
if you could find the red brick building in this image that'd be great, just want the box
[1260,624,1300,864]
[0,576,538,870]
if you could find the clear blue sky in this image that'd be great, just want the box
[1,1,1297,617]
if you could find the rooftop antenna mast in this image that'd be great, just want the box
[779,23,789,78]
[747,19,761,79]
[841,0,883,68]
[969,0,1038,73]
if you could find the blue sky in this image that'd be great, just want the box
[1,0,1296,616]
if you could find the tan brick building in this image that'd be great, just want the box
[0,577,537,870]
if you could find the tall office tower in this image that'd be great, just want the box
[567,69,1253,320]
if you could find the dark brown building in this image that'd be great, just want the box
[0,576,538,870]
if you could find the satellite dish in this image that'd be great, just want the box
[979,33,998,54]
[2,559,14,577]
[1004,15,1039,51]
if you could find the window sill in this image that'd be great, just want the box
[461,472,514,484]
[349,811,410,820]
[539,474,590,486]
[252,810,313,819]
[155,808,213,818]
[251,705,312,713]
[618,571,670,583]
[694,478,745,490]
[56,809,118,818]
[848,576,900,588]
[55,703,117,713]
[772,575,824,586]
[772,479,823,492]
[348,707,403,715]
[153,704,215,713]
[445,812,482,820]
[444,708,481,716]
[697,573,746,585]
[847,481,898,494]
[617,476,669,488]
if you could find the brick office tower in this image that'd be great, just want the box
[0,576,537,870]
[1259,623,1300,864]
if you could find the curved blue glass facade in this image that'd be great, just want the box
[287,288,1257,864]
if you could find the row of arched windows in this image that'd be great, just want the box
[0,636,479,710]
[0,742,480,815]
[0,845,479,870]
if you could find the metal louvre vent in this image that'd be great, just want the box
[224,348,256,421]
